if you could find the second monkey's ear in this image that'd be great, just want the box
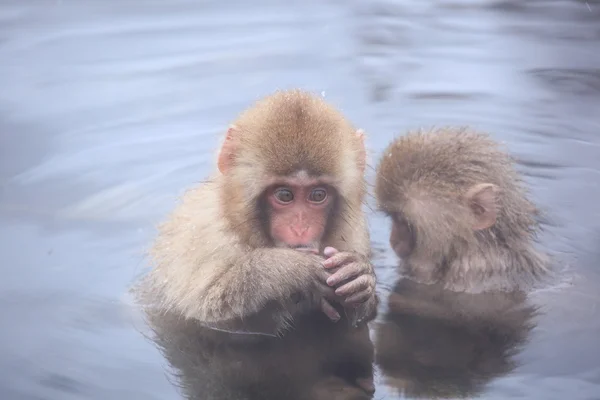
[217,125,239,174]
[464,183,499,230]
[356,129,367,172]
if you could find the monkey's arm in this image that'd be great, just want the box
[202,248,336,335]
[144,247,334,336]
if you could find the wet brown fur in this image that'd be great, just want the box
[375,126,551,292]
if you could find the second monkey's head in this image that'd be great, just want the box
[216,89,367,252]
[375,127,543,287]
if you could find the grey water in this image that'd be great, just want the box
[0,0,598,399]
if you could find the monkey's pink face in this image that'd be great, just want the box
[389,215,415,259]
[266,178,335,252]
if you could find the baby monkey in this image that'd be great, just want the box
[375,127,551,293]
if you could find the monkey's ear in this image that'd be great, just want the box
[356,129,367,172]
[464,183,499,230]
[217,125,239,174]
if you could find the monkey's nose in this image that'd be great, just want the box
[291,224,309,237]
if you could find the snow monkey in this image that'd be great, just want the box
[375,127,551,293]
[136,89,379,399]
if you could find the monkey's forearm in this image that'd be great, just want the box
[199,300,291,337]
[199,248,322,334]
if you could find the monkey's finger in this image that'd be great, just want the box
[314,268,334,285]
[334,275,370,297]
[326,262,363,286]
[322,252,356,269]
[321,298,341,322]
[344,288,373,305]
[323,246,339,258]
[315,282,337,300]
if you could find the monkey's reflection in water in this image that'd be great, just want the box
[375,279,538,398]
[144,308,375,400]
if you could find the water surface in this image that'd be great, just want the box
[0,0,599,399]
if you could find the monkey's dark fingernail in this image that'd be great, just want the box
[326,307,340,321]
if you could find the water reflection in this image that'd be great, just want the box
[375,279,538,398]
[142,308,375,400]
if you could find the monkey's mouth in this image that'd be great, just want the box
[293,245,319,255]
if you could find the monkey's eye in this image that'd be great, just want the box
[274,188,294,203]
[309,188,327,203]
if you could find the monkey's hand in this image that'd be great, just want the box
[322,247,375,306]
[290,254,345,323]
[322,247,378,326]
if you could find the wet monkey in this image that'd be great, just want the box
[375,127,551,293]
[135,89,378,399]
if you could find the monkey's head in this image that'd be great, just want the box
[375,128,539,270]
[216,89,367,251]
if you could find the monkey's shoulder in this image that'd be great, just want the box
[155,179,234,246]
